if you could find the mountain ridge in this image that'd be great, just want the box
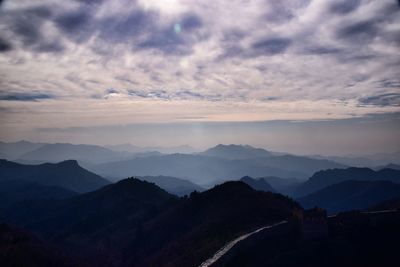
[0,159,110,193]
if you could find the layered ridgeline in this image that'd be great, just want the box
[90,144,345,185]
[293,167,400,197]
[1,179,177,243]
[1,178,300,267]
[0,140,45,160]
[0,159,110,193]
[18,143,132,164]
[200,144,273,159]
[297,180,400,214]
[0,180,76,202]
[240,176,276,192]
[136,175,204,196]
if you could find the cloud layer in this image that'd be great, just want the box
[0,0,399,141]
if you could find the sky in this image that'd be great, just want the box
[0,0,399,155]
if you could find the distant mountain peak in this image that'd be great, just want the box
[202,144,272,160]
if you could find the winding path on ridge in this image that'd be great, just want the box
[199,220,288,267]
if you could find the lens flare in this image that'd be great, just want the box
[174,23,182,34]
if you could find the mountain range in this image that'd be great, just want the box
[293,167,400,197]
[0,178,299,267]
[200,144,273,159]
[0,159,110,193]
[136,175,204,196]
[88,145,345,186]
[297,180,400,214]
[1,154,400,266]
[105,143,198,154]
[240,176,276,192]
[18,143,131,164]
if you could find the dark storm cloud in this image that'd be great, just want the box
[126,89,222,101]
[264,3,294,23]
[128,89,169,99]
[137,27,187,54]
[97,9,155,43]
[55,10,91,34]
[136,13,203,55]
[11,15,43,44]
[0,92,54,101]
[175,90,222,101]
[329,0,361,15]
[375,79,400,89]
[336,20,378,43]
[1,4,66,53]
[75,0,106,5]
[35,41,65,53]
[264,0,310,23]
[302,46,343,55]
[0,37,12,52]
[251,37,291,56]
[106,88,119,94]
[180,13,203,30]
[359,93,400,107]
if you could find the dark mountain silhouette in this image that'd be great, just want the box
[222,210,400,267]
[0,140,45,160]
[90,152,344,186]
[0,180,77,217]
[370,196,400,211]
[200,144,273,159]
[261,176,302,195]
[136,175,204,196]
[1,178,177,256]
[293,167,400,197]
[1,179,299,267]
[0,223,87,267]
[0,159,110,193]
[0,180,76,202]
[297,180,400,213]
[124,181,300,267]
[19,143,131,164]
[375,163,400,171]
[241,176,275,192]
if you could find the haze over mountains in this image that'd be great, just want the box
[1,0,399,265]
[1,140,400,266]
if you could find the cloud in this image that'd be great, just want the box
[251,37,292,56]
[336,20,378,43]
[0,0,399,138]
[0,4,67,53]
[359,93,400,107]
[376,79,400,89]
[136,13,203,55]
[0,92,54,101]
[302,46,343,55]
[329,0,361,15]
[97,9,156,44]
[55,9,92,39]
[0,37,12,52]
